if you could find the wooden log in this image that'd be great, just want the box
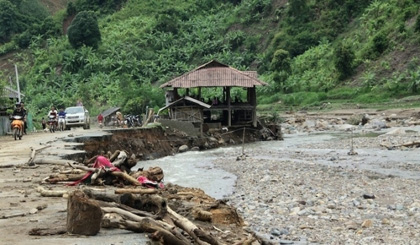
[28,227,67,236]
[101,207,190,245]
[83,189,167,219]
[37,186,68,197]
[85,155,99,165]
[111,171,141,186]
[119,194,168,219]
[44,173,87,184]
[67,190,103,235]
[82,187,121,203]
[115,188,158,195]
[111,151,127,167]
[131,166,164,182]
[34,158,77,166]
[123,219,189,245]
[96,200,157,218]
[168,206,218,245]
[68,162,96,172]
[109,150,121,162]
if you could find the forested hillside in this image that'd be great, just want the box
[1,0,420,125]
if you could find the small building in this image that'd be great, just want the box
[100,107,120,126]
[159,60,267,130]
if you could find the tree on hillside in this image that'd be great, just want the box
[271,49,291,73]
[334,43,355,80]
[271,49,291,92]
[0,0,18,43]
[67,11,101,49]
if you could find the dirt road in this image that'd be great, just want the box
[0,128,151,245]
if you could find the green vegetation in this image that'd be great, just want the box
[1,0,420,125]
[67,11,101,49]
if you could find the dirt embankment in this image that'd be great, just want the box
[76,126,269,162]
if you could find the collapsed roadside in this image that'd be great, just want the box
[0,124,280,245]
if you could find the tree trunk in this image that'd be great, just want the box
[67,190,103,235]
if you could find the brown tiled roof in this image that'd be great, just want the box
[160,60,267,88]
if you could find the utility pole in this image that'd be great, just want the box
[15,65,21,102]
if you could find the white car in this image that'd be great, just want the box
[65,106,90,130]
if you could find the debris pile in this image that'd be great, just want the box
[32,150,261,244]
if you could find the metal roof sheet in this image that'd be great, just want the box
[101,107,120,118]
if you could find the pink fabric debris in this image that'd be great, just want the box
[137,176,164,189]
[68,156,120,186]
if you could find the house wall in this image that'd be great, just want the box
[0,116,11,135]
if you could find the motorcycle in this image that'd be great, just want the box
[124,114,142,128]
[48,115,57,133]
[124,115,134,128]
[58,115,66,131]
[11,115,24,140]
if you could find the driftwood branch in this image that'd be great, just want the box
[168,206,218,245]
[27,145,51,166]
[102,207,190,245]
[34,158,77,166]
[37,186,68,197]
[96,200,157,218]
[115,188,158,194]
[111,151,127,167]
[111,171,142,186]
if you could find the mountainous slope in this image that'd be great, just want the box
[1,0,420,126]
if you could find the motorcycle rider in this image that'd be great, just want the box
[48,106,58,127]
[58,108,66,118]
[12,102,25,118]
[58,108,66,130]
[10,103,25,138]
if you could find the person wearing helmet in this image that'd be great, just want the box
[12,103,25,118]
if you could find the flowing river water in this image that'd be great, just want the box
[134,128,420,203]
[133,128,420,201]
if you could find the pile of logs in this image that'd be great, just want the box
[28,149,261,244]
[41,150,163,187]
[67,188,221,245]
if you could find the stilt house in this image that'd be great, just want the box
[158,60,267,130]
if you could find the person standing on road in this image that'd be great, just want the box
[41,118,46,130]
[97,113,103,123]
[76,99,83,106]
